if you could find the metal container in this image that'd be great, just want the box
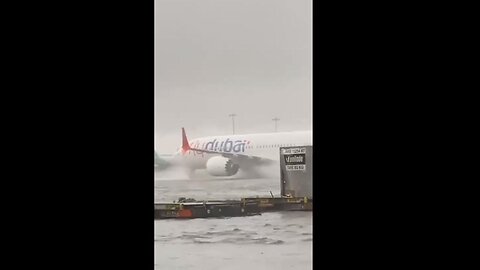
[279,146,312,198]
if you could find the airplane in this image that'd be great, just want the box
[160,128,312,178]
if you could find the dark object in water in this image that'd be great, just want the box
[177,197,197,203]
[154,196,311,219]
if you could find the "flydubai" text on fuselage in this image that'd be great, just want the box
[201,138,250,153]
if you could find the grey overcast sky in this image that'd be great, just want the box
[155,0,312,153]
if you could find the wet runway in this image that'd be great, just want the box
[155,171,312,270]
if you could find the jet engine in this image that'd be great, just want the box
[206,156,240,176]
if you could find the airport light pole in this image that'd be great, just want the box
[229,113,236,134]
[272,117,280,132]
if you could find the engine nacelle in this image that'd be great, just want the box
[206,156,240,176]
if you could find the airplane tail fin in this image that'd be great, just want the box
[181,127,191,153]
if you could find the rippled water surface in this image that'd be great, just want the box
[155,171,312,270]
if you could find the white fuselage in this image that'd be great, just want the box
[173,131,312,170]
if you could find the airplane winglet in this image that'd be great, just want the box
[181,127,191,153]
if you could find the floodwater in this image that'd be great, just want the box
[155,170,312,270]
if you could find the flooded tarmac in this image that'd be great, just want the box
[155,171,312,270]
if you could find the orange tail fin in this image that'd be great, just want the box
[181,128,191,153]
